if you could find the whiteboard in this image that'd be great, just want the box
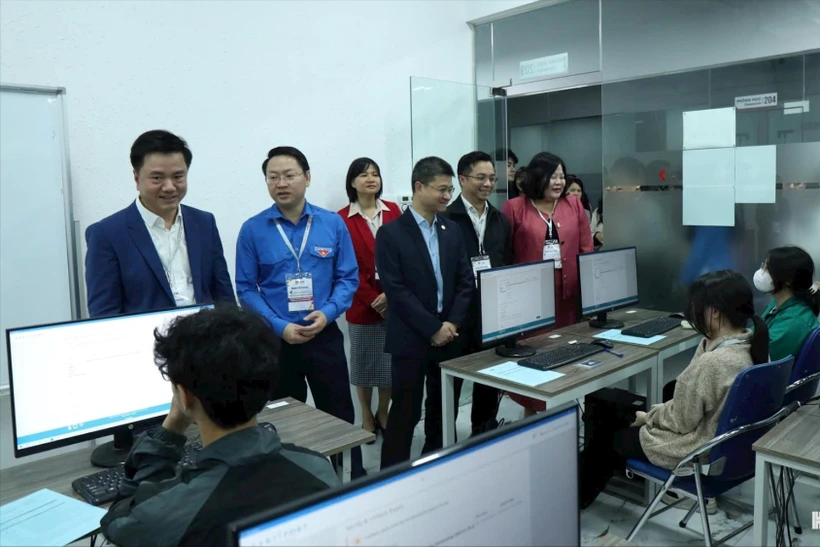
[0,86,80,390]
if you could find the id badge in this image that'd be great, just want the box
[542,240,562,269]
[470,255,492,287]
[286,273,315,312]
[374,262,380,281]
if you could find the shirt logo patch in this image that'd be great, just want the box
[315,247,332,257]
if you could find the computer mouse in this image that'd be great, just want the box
[591,339,614,349]
[669,312,686,319]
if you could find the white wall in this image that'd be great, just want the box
[0,0,533,469]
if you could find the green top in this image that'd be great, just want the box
[762,297,819,362]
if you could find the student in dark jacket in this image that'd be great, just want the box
[443,151,512,435]
[100,306,338,546]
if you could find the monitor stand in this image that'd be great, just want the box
[588,311,624,330]
[90,428,134,468]
[495,338,536,358]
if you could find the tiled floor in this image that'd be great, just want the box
[356,383,820,547]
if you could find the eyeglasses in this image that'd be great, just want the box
[464,175,497,184]
[266,172,304,184]
[427,185,455,196]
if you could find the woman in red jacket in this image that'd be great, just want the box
[502,152,594,416]
[338,158,401,437]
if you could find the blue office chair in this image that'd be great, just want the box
[624,356,795,547]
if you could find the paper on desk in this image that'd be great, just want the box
[266,400,289,410]
[594,329,666,346]
[479,361,564,387]
[0,489,106,546]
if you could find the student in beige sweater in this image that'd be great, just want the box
[580,270,770,509]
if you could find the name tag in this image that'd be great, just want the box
[543,240,562,269]
[286,273,315,312]
[471,256,492,287]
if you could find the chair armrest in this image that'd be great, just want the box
[786,371,820,394]
[670,402,799,475]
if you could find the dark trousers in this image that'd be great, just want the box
[452,335,502,434]
[272,322,364,478]
[381,353,454,470]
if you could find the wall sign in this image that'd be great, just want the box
[519,53,569,80]
[735,93,777,110]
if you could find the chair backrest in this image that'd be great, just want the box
[783,327,820,405]
[708,356,794,481]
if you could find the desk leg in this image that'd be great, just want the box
[753,455,771,546]
[336,451,351,483]
[656,356,666,407]
[442,370,457,447]
[643,357,661,505]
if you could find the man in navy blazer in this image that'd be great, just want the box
[85,130,234,318]
[375,156,474,469]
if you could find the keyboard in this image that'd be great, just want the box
[621,317,682,338]
[518,343,604,372]
[72,422,277,506]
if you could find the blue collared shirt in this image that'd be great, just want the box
[409,207,443,313]
[236,202,359,337]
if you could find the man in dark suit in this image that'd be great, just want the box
[444,151,512,436]
[85,130,234,317]
[375,156,474,469]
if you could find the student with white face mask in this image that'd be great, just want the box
[756,246,820,362]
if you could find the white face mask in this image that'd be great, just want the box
[754,269,774,293]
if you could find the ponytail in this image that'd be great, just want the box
[750,315,770,365]
[793,287,820,317]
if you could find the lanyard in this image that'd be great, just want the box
[532,200,557,240]
[275,215,312,273]
[160,220,185,284]
[468,207,487,255]
[715,338,746,350]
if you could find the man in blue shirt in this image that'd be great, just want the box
[236,146,364,477]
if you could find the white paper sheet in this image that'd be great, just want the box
[683,186,735,226]
[735,145,776,203]
[593,329,667,346]
[478,361,564,387]
[683,107,736,150]
[0,489,106,547]
[266,400,289,409]
[683,148,735,188]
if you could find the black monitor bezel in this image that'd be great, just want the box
[227,404,580,546]
[576,246,640,318]
[477,260,557,350]
[6,304,209,459]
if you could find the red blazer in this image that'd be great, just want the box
[338,200,401,324]
[502,195,594,301]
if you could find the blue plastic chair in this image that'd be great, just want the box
[624,356,795,547]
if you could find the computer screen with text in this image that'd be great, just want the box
[579,247,639,315]
[7,305,210,454]
[234,407,579,547]
[479,261,556,344]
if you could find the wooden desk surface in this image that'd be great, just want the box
[0,398,374,506]
[753,403,820,469]
[595,533,639,546]
[440,332,657,399]
[557,308,700,352]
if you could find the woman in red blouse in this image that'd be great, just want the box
[338,158,401,437]
[502,152,594,416]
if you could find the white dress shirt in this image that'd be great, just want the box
[347,199,392,237]
[135,198,195,306]
[461,195,488,254]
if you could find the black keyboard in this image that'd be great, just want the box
[72,422,277,505]
[518,343,604,372]
[621,317,682,338]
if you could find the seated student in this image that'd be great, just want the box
[101,306,339,546]
[755,246,820,361]
[579,270,769,511]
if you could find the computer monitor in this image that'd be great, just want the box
[6,304,212,465]
[229,406,579,547]
[479,260,556,358]
[578,246,639,329]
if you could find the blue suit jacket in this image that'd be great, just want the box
[85,202,235,317]
[375,209,474,359]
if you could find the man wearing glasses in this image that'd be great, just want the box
[235,146,364,477]
[443,151,512,437]
[375,156,474,469]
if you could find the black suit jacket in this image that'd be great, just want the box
[375,209,474,359]
[443,196,512,348]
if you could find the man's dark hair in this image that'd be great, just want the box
[411,156,455,194]
[153,305,280,429]
[457,151,493,177]
[262,146,310,175]
[521,152,568,201]
[345,157,383,203]
[130,130,193,172]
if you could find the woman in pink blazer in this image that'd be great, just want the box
[502,152,594,415]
